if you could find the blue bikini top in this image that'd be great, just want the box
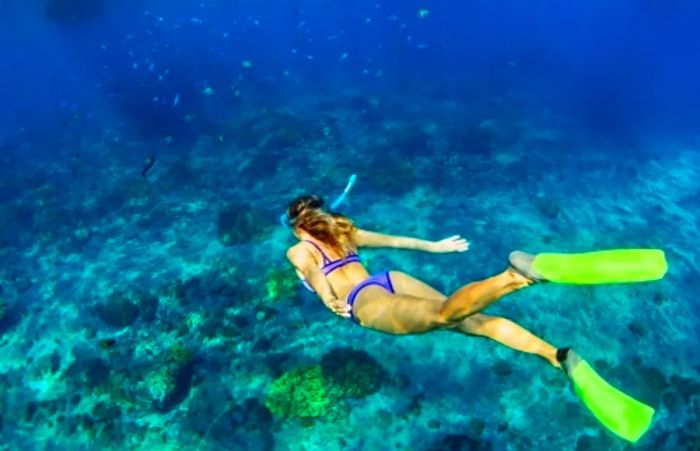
[298,239,361,292]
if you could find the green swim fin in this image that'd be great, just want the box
[532,249,668,284]
[561,350,655,443]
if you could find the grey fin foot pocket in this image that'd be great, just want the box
[509,251,549,283]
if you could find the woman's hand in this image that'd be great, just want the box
[432,235,470,253]
[325,297,352,318]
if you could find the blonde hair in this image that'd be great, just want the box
[286,195,357,255]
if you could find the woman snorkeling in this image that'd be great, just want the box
[284,194,567,370]
[283,190,666,443]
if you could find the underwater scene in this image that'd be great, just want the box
[1,1,699,450]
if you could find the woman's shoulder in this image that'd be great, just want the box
[286,241,305,255]
[286,240,317,258]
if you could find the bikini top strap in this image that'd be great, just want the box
[301,240,331,265]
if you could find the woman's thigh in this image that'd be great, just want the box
[388,271,448,301]
[353,285,446,334]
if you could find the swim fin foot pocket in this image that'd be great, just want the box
[556,347,572,368]
[509,251,549,283]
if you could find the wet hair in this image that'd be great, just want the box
[286,194,357,255]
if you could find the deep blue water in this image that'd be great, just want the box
[1,1,699,450]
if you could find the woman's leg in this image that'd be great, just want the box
[354,269,532,334]
[438,269,532,324]
[352,286,448,334]
[453,313,561,369]
[360,271,561,368]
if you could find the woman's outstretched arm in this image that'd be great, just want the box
[354,228,469,253]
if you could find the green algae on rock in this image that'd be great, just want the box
[265,365,331,420]
[265,351,388,422]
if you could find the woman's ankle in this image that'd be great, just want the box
[505,268,533,288]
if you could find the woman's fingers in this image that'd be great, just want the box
[440,235,470,252]
[331,299,352,317]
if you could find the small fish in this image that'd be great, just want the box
[141,155,156,178]
[418,8,430,19]
[241,60,252,69]
[203,86,214,96]
[191,17,203,24]
[340,52,349,61]
[99,338,117,349]
[173,93,180,106]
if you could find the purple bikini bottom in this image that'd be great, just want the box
[347,271,395,324]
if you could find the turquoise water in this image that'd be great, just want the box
[1,1,699,450]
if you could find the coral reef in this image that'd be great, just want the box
[265,349,388,422]
[217,202,272,246]
[96,291,141,328]
[320,347,387,398]
[265,267,299,302]
[265,365,332,419]
[135,344,196,412]
[96,290,158,329]
[429,433,492,451]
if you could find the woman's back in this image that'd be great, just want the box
[292,235,370,300]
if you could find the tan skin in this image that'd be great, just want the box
[287,227,562,370]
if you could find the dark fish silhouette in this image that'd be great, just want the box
[141,155,156,178]
[99,338,117,349]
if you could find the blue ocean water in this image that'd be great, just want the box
[1,1,699,449]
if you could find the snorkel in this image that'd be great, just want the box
[280,174,357,228]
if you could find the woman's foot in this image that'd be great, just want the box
[540,346,564,371]
[504,267,535,289]
[548,352,563,370]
